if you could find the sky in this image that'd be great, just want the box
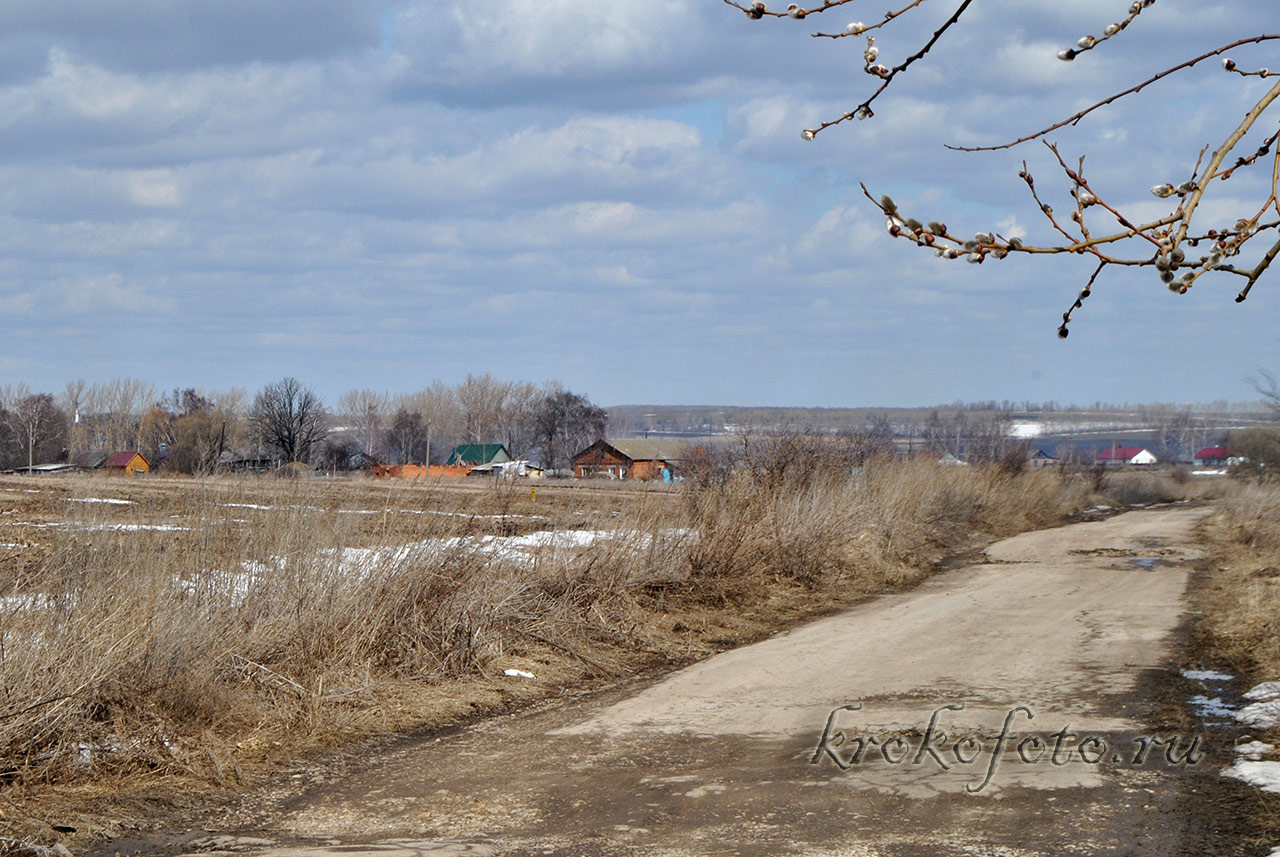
[1,0,1277,408]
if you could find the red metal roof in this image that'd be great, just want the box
[104,450,147,468]
[1195,446,1229,459]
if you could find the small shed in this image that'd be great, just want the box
[71,451,109,470]
[103,451,150,475]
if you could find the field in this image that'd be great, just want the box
[0,459,1231,846]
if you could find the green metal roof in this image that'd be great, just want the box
[446,444,512,466]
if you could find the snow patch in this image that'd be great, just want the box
[1225,760,1280,792]
[0,593,57,611]
[1244,681,1280,702]
[1008,421,1042,438]
[1237,699,1280,729]
[1188,695,1235,720]
[1235,741,1274,761]
[65,497,133,505]
[1182,669,1234,681]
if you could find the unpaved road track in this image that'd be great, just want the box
[112,507,1260,857]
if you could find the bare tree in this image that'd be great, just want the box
[730,1,1280,331]
[166,389,245,474]
[456,373,510,443]
[3,393,68,470]
[1250,369,1280,419]
[73,378,156,451]
[498,380,543,460]
[249,378,328,464]
[533,387,607,472]
[337,389,389,458]
[390,382,460,465]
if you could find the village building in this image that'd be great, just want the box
[1095,446,1157,466]
[71,451,109,470]
[445,444,512,467]
[1029,449,1059,467]
[103,451,150,475]
[1194,446,1230,466]
[572,439,690,481]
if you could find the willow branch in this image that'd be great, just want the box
[1173,76,1280,247]
[1236,235,1280,303]
[948,34,1280,152]
[805,0,973,137]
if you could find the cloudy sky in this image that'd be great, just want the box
[1,0,1276,407]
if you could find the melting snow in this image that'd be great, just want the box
[1244,682,1280,701]
[1182,669,1234,681]
[65,497,133,505]
[1237,700,1280,729]
[1225,760,1280,792]
[1188,695,1236,720]
[1236,683,1280,728]
[181,528,693,607]
[1236,741,1274,761]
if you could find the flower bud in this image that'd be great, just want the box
[845,21,865,34]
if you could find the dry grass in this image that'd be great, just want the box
[1198,483,1280,680]
[0,457,1202,843]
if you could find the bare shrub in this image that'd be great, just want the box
[1100,471,1189,506]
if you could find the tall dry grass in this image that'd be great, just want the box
[683,452,1092,601]
[1200,482,1280,680]
[0,453,1159,794]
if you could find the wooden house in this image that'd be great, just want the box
[103,451,150,475]
[573,439,690,481]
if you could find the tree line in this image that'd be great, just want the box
[0,375,606,474]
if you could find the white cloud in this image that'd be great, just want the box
[0,0,1273,407]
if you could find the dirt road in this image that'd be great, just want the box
[119,506,1261,856]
